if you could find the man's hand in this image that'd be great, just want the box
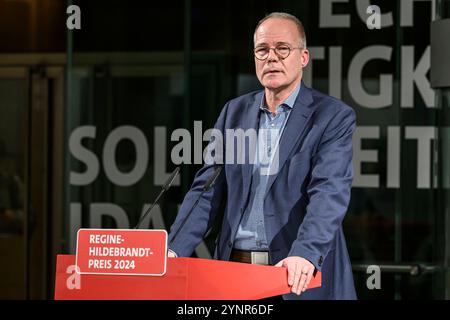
[167,249,177,258]
[275,256,315,295]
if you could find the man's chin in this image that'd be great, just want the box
[263,82,285,92]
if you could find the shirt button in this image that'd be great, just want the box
[271,123,275,127]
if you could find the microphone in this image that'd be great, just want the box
[134,167,180,229]
[203,165,223,191]
[169,166,223,244]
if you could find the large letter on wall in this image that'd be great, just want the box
[353,126,380,188]
[348,46,393,109]
[103,126,148,186]
[69,126,99,186]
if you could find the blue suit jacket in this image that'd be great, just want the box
[169,83,357,300]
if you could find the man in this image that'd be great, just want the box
[168,12,357,300]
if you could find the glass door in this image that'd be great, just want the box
[0,67,28,299]
[0,64,64,299]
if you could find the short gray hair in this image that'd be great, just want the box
[254,12,307,48]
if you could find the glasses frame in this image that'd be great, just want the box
[254,44,304,61]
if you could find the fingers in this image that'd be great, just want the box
[294,267,308,295]
[276,257,315,296]
[303,271,313,292]
[167,249,177,258]
[291,264,303,295]
[288,263,297,287]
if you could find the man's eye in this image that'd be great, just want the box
[277,46,290,53]
[256,47,269,54]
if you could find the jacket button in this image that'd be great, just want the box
[318,256,323,266]
[228,241,232,248]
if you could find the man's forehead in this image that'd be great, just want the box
[255,19,299,44]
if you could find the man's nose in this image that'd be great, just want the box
[267,48,279,62]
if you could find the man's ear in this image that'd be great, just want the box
[301,49,310,68]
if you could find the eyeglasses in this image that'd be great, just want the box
[254,44,303,61]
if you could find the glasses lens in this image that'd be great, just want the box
[276,45,290,58]
[255,47,269,59]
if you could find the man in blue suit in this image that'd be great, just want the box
[168,12,357,300]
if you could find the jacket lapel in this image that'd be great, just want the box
[241,91,263,210]
[264,83,315,195]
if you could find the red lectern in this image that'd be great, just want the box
[55,254,321,300]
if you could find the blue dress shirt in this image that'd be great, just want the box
[233,84,301,251]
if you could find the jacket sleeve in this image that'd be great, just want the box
[168,102,229,257]
[288,104,356,271]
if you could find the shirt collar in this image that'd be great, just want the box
[259,82,302,112]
